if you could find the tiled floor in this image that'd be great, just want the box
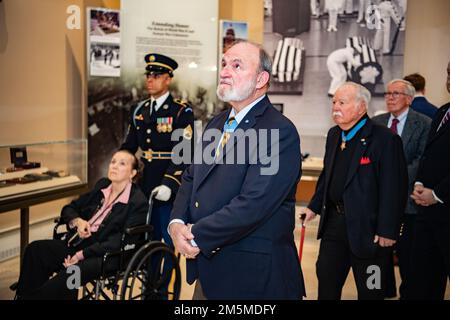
[2,205,448,300]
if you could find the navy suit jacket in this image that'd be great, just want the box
[171,96,305,299]
[308,119,408,258]
[410,96,438,119]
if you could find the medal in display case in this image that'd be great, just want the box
[0,139,89,261]
[0,139,88,201]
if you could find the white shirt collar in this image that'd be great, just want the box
[228,94,266,124]
[389,107,409,123]
[151,91,170,112]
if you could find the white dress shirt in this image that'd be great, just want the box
[150,91,170,113]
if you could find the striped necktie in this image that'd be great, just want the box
[437,108,450,132]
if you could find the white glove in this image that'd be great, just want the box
[152,185,171,201]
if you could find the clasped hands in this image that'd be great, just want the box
[169,223,200,259]
[410,184,437,207]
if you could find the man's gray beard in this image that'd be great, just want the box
[216,77,257,102]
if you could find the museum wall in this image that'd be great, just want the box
[0,0,111,259]
[220,0,264,44]
[403,0,450,107]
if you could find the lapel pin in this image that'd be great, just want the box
[163,104,169,110]
[245,120,249,124]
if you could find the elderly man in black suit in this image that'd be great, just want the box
[373,79,431,299]
[408,61,450,300]
[304,82,408,300]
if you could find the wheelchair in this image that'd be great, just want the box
[12,192,182,300]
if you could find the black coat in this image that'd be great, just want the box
[416,102,450,218]
[60,178,148,259]
[308,119,408,259]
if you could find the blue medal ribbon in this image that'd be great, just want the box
[340,118,367,150]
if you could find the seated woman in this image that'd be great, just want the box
[16,150,148,300]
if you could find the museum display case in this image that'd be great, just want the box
[0,139,89,261]
[0,139,87,202]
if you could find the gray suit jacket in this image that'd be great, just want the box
[373,109,431,214]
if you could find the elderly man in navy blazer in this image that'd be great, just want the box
[373,79,431,299]
[169,40,305,300]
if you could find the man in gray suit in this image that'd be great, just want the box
[373,79,431,299]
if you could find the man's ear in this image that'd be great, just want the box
[256,71,270,89]
[406,95,413,106]
[165,75,173,86]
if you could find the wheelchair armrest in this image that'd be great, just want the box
[125,224,153,236]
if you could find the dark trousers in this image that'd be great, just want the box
[316,209,390,300]
[151,203,174,247]
[407,216,450,300]
[17,239,115,300]
[150,203,175,296]
[397,214,416,299]
[384,250,397,298]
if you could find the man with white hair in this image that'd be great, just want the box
[373,79,431,299]
[304,82,408,300]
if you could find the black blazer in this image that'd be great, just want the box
[308,119,408,258]
[416,102,450,218]
[61,178,148,259]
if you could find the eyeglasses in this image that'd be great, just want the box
[384,91,409,99]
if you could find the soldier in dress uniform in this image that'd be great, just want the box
[121,53,194,252]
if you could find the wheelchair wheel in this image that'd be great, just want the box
[120,241,181,300]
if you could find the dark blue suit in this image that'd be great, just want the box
[410,96,438,119]
[408,102,450,299]
[171,96,305,299]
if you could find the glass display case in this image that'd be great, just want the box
[0,139,87,203]
[0,139,89,261]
